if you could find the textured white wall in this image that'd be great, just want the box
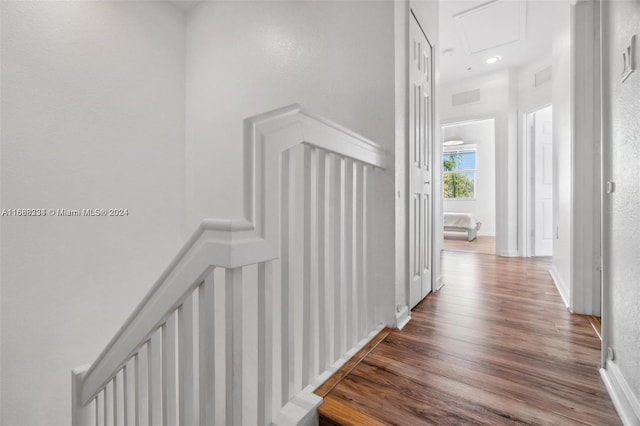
[184,1,396,326]
[442,120,496,236]
[0,2,186,424]
[185,0,395,225]
[550,0,572,305]
[602,0,640,415]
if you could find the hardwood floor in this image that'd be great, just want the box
[319,251,620,425]
[443,234,495,255]
[587,315,602,340]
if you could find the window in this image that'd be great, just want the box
[443,149,476,199]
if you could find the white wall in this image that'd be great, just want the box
[442,120,496,236]
[185,0,395,223]
[0,2,186,424]
[517,56,553,113]
[550,0,572,306]
[601,0,640,422]
[185,1,397,325]
[439,70,518,256]
[571,0,601,315]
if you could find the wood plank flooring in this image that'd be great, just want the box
[587,315,602,340]
[319,251,620,425]
[443,234,495,255]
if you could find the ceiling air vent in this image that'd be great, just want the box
[535,66,552,87]
[452,89,480,107]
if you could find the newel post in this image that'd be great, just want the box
[72,365,92,426]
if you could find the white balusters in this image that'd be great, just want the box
[114,369,125,426]
[317,150,329,373]
[136,347,149,426]
[355,162,366,339]
[257,261,273,425]
[324,154,336,366]
[225,267,243,424]
[361,165,371,334]
[162,311,178,426]
[280,149,296,403]
[302,146,317,387]
[199,269,216,425]
[334,154,346,359]
[124,359,136,426]
[77,154,378,426]
[178,292,196,426]
[346,158,357,347]
[96,389,104,426]
[148,331,162,426]
[264,147,380,423]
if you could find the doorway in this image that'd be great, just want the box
[525,105,553,257]
[441,118,496,256]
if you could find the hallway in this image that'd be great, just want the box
[319,251,620,425]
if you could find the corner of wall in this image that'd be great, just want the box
[549,264,570,309]
[394,305,411,330]
[600,362,640,426]
[394,0,410,323]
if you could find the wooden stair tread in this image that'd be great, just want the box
[319,396,386,426]
[315,327,391,398]
[315,327,391,425]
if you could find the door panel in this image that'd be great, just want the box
[409,12,433,309]
[534,106,553,256]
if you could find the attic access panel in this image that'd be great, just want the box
[454,0,527,55]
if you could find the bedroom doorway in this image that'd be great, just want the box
[442,118,496,256]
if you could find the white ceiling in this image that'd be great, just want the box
[439,0,555,83]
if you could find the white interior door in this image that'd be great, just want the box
[533,106,553,256]
[409,12,433,309]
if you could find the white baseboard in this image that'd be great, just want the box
[477,231,495,237]
[272,391,322,426]
[549,265,570,309]
[600,362,640,425]
[395,305,411,330]
[497,250,519,257]
[435,275,443,291]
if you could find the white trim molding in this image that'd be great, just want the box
[435,275,444,291]
[600,362,640,426]
[549,265,570,309]
[476,232,496,237]
[395,305,411,330]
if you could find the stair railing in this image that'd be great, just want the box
[72,105,388,426]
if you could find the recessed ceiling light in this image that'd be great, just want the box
[442,48,455,57]
[443,140,464,146]
[485,56,502,64]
